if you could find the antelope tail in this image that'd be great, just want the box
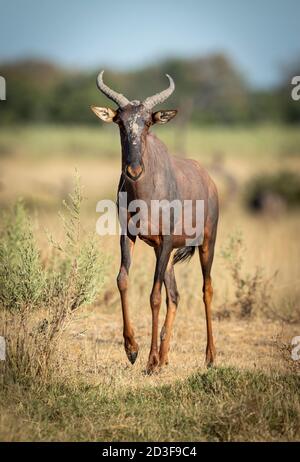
[173,246,196,265]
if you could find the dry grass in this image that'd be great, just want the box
[0,124,300,441]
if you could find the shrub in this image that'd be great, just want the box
[265,293,300,324]
[0,172,107,383]
[46,170,106,310]
[0,201,45,311]
[217,232,274,318]
[245,170,300,212]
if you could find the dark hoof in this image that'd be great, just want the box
[127,350,138,365]
[205,346,216,368]
[144,366,160,376]
[206,361,215,369]
[145,354,160,375]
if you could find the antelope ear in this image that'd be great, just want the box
[90,106,117,123]
[152,110,177,124]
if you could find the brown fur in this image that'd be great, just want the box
[92,92,219,373]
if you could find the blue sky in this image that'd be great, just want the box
[1,0,299,88]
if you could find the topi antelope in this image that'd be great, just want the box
[91,72,219,373]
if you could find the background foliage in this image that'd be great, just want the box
[1,54,299,125]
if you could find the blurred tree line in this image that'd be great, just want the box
[0,53,299,125]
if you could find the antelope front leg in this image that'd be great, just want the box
[117,235,139,364]
[147,241,172,374]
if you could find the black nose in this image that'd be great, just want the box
[126,164,143,181]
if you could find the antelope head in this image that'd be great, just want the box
[91,71,177,181]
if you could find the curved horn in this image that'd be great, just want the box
[96,71,130,108]
[143,74,175,110]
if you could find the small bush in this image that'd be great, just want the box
[217,232,274,318]
[46,170,106,311]
[0,172,107,383]
[245,170,300,212]
[0,201,45,310]
[266,293,300,324]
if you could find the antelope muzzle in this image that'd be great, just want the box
[125,160,144,181]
